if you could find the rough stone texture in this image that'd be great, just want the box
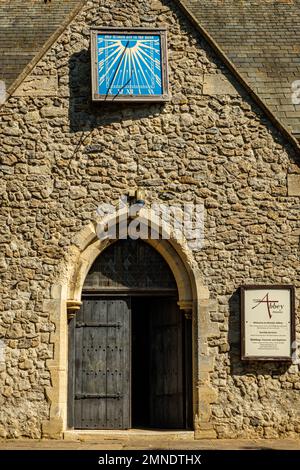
[0,0,300,439]
[182,0,300,135]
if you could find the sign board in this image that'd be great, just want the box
[90,27,169,102]
[241,285,295,361]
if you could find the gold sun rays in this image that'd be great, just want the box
[98,36,162,95]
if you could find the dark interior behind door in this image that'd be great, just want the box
[132,297,191,429]
[69,295,192,430]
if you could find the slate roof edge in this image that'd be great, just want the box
[4,0,87,103]
[174,0,300,153]
[1,0,299,154]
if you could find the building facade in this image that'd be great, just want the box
[0,0,300,439]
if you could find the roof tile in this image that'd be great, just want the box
[0,0,83,90]
[183,0,300,135]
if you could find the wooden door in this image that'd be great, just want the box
[71,297,131,430]
[149,298,184,428]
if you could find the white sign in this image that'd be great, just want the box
[242,286,294,360]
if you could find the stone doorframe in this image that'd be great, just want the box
[41,208,217,439]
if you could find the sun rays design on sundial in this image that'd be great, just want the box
[97,35,163,96]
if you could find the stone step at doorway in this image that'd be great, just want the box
[63,429,195,442]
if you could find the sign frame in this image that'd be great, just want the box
[90,27,170,102]
[240,285,296,362]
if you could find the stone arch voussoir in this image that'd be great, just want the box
[45,209,215,439]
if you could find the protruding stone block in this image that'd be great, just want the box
[42,417,63,439]
[288,174,300,196]
[13,75,58,97]
[203,74,239,96]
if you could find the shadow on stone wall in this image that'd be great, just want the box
[228,289,290,377]
[68,38,300,168]
[68,48,166,137]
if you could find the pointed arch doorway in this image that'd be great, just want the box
[68,239,193,430]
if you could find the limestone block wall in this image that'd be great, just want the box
[0,0,299,438]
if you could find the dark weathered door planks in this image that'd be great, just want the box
[68,293,191,430]
[183,318,193,429]
[149,298,184,429]
[67,314,76,429]
[70,297,131,430]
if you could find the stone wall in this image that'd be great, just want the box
[0,0,300,439]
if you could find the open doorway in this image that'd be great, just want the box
[68,239,193,430]
[132,296,192,429]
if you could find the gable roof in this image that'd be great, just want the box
[0,0,299,152]
[181,0,300,138]
[0,0,84,94]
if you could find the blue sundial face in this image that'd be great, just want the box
[97,33,163,97]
